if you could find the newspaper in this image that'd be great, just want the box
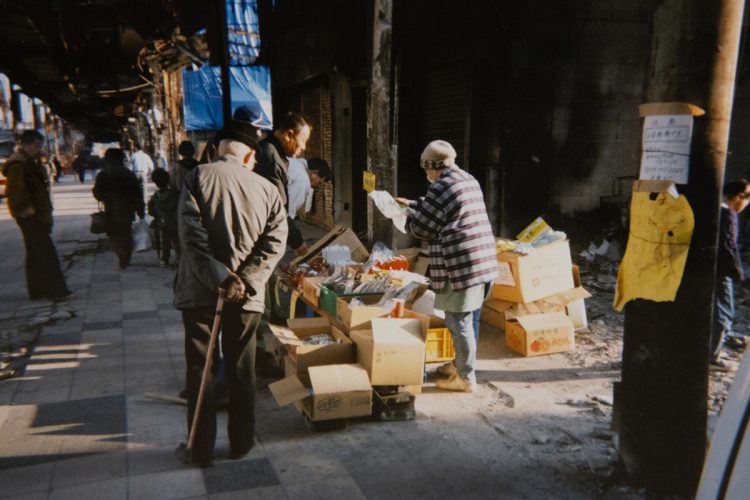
[368,190,409,233]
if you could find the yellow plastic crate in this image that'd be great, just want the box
[425,327,455,362]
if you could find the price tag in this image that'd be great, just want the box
[363,171,376,192]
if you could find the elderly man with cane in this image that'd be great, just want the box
[174,120,288,467]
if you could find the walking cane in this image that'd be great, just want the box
[176,292,225,465]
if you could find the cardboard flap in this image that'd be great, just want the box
[516,312,573,331]
[269,325,305,346]
[309,363,371,393]
[554,287,591,303]
[371,318,425,345]
[483,298,516,313]
[286,317,331,335]
[269,376,310,406]
[291,225,369,266]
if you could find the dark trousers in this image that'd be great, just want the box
[108,222,133,269]
[16,216,68,300]
[182,304,260,464]
[155,228,179,264]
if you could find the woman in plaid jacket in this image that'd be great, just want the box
[397,140,497,392]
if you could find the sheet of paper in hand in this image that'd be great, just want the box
[368,190,408,233]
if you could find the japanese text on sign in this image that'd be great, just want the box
[639,114,693,184]
[363,171,376,192]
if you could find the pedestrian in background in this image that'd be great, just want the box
[93,148,145,269]
[711,179,750,370]
[129,142,154,201]
[169,140,199,194]
[148,168,180,267]
[2,130,71,300]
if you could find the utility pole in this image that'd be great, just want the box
[618,0,745,495]
[367,0,395,246]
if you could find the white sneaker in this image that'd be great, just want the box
[435,362,458,377]
[435,374,474,393]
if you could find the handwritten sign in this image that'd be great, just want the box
[639,115,693,184]
[363,171,376,192]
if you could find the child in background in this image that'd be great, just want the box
[148,168,180,267]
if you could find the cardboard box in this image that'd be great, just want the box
[505,312,575,357]
[291,225,369,266]
[269,363,373,421]
[302,276,327,308]
[336,295,391,329]
[485,287,590,331]
[319,283,384,316]
[270,318,354,379]
[351,318,426,386]
[492,240,574,303]
[481,298,514,329]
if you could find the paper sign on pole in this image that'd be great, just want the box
[363,171,376,192]
[639,114,693,184]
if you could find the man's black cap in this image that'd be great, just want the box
[219,120,259,149]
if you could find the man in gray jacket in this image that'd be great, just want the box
[174,120,288,467]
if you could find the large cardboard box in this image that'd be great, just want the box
[351,318,426,386]
[291,225,369,266]
[505,312,575,357]
[270,318,354,380]
[336,295,391,329]
[492,240,574,303]
[485,287,590,331]
[269,363,373,421]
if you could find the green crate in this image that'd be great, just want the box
[318,283,382,316]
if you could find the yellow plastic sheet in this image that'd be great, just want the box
[614,191,694,311]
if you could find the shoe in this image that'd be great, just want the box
[710,358,730,372]
[435,374,475,393]
[435,362,457,377]
[725,336,747,350]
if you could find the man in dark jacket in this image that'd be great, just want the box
[93,148,145,269]
[174,120,288,467]
[2,130,71,300]
[711,179,750,369]
[255,112,311,255]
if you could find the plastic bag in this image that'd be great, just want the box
[132,219,152,252]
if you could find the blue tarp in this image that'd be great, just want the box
[227,0,260,66]
[182,64,272,131]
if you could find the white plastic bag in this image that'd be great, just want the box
[132,220,152,252]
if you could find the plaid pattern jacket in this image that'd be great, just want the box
[406,165,497,291]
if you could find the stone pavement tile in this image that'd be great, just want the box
[124,317,164,332]
[0,491,48,500]
[125,363,179,393]
[128,468,207,500]
[11,372,73,405]
[0,461,54,498]
[82,320,123,331]
[70,366,125,399]
[51,450,128,488]
[126,395,184,447]
[202,458,280,495]
[127,445,187,476]
[210,485,287,500]
[48,477,127,500]
[123,310,160,320]
[268,448,349,485]
[284,476,367,500]
[0,379,18,405]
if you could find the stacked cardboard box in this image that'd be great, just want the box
[268,315,427,423]
[483,240,591,357]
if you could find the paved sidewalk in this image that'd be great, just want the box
[0,175,618,499]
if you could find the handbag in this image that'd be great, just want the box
[90,203,107,234]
